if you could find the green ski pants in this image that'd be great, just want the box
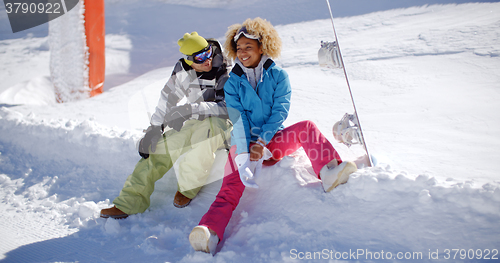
[113,117,231,215]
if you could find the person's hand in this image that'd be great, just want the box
[138,125,163,159]
[250,139,266,161]
[164,104,192,132]
[252,146,272,179]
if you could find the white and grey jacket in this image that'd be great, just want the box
[150,39,230,127]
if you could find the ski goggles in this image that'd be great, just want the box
[185,44,213,64]
[233,26,260,42]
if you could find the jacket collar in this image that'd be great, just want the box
[232,57,274,77]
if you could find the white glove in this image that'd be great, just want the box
[235,153,258,188]
[235,147,272,189]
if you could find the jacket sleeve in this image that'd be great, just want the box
[150,62,187,126]
[259,68,291,144]
[224,76,252,154]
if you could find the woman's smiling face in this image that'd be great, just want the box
[236,36,263,68]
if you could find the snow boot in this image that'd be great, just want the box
[320,160,357,192]
[173,191,192,208]
[189,225,219,254]
[100,206,129,219]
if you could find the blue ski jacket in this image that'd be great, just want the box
[224,58,292,154]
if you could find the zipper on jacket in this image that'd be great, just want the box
[256,69,267,96]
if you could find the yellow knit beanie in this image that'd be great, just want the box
[178,32,208,65]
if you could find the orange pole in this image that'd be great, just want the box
[84,0,105,97]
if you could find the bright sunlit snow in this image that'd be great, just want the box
[0,1,499,262]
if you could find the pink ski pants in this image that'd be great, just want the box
[198,120,342,241]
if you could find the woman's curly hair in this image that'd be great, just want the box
[224,17,282,60]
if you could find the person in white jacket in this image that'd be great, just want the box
[100,32,232,219]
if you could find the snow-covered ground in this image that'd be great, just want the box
[1,1,500,262]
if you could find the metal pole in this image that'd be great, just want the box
[325,0,373,166]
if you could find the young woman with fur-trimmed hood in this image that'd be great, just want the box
[188,17,358,254]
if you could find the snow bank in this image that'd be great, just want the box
[104,34,132,75]
[3,147,499,262]
[0,36,50,96]
[203,153,500,262]
[0,76,55,105]
[0,107,140,201]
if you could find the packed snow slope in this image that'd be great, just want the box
[1,2,500,263]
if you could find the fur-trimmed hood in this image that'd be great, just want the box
[224,17,282,60]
